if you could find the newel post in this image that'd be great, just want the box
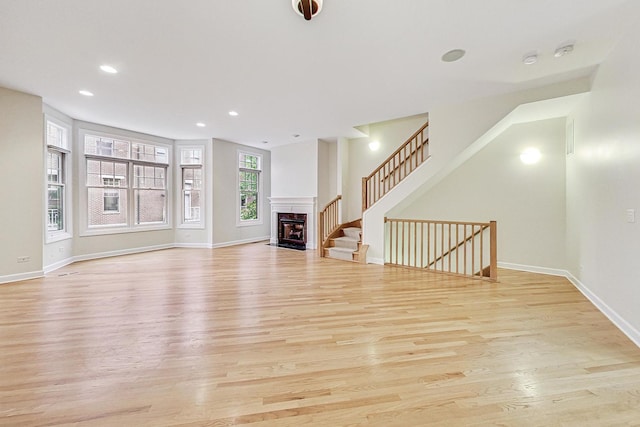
[489,220,497,281]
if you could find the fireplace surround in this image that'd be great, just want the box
[269,197,317,249]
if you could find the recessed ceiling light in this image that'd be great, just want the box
[522,53,538,65]
[196,122,206,127]
[79,90,94,97]
[441,49,466,63]
[100,64,118,74]
[228,111,239,117]
[554,44,574,58]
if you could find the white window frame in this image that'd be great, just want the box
[236,150,263,227]
[79,128,172,236]
[177,146,205,229]
[44,115,72,243]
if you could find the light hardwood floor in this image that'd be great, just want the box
[1,243,639,426]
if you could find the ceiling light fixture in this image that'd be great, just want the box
[292,0,323,21]
[520,147,541,164]
[100,64,118,74]
[522,52,538,65]
[554,43,574,58]
[79,90,94,96]
[228,111,239,117]
[196,122,206,127]
[441,49,466,63]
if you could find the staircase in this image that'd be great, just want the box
[325,226,364,262]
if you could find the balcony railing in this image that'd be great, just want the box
[385,218,497,281]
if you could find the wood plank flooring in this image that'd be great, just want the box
[1,243,639,426]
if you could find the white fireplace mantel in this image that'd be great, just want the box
[269,196,317,249]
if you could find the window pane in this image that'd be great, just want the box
[88,188,127,227]
[85,135,130,159]
[183,168,202,190]
[47,151,62,183]
[181,149,202,165]
[134,165,165,189]
[47,184,64,231]
[239,153,260,170]
[240,192,258,220]
[87,160,127,187]
[184,189,201,222]
[47,121,67,149]
[134,189,166,224]
[132,143,169,164]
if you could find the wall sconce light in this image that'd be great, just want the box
[368,140,380,151]
[520,147,541,164]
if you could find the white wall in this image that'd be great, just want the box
[0,87,43,283]
[363,80,591,263]
[317,138,337,209]
[72,121,176,258]
[399,118,567,269]
[346,114,429,221]
[212,139,271,246]
[271,140,318,197]
[566,21,640,342]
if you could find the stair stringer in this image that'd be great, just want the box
[362,92,589,264]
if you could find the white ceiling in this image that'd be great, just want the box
[1,0,638,149]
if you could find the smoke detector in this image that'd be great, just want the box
[293,0,323,21]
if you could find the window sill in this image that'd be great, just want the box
[80,223,172,237]
[177,223,205,230]
[45,231,72,244]
[236,219,263,227]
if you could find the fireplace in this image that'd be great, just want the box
[277,212,307,250]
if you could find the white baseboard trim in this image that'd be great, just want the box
[211,236,270,249]
[173,243,213,249]
[44,257,75,274]
[498,262,567,277]
[0,270,44,285]
[73,244,175,263]
[500,261,640,349]
[564,272,640,348]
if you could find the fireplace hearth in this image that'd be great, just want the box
[277,212,307,250]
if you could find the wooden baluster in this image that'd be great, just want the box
[490,220,497,280]
[463,224,468,276]
[480,224,485,276]
[448,223,452,273]
[471,225,476,277]
[427,222,431,268]
[455,224,460,274]
[413,222,418,267]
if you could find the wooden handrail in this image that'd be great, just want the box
[318,195,342,257]
[362,121,429,212]
[384,218,497,281]
[365,121,430,182]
